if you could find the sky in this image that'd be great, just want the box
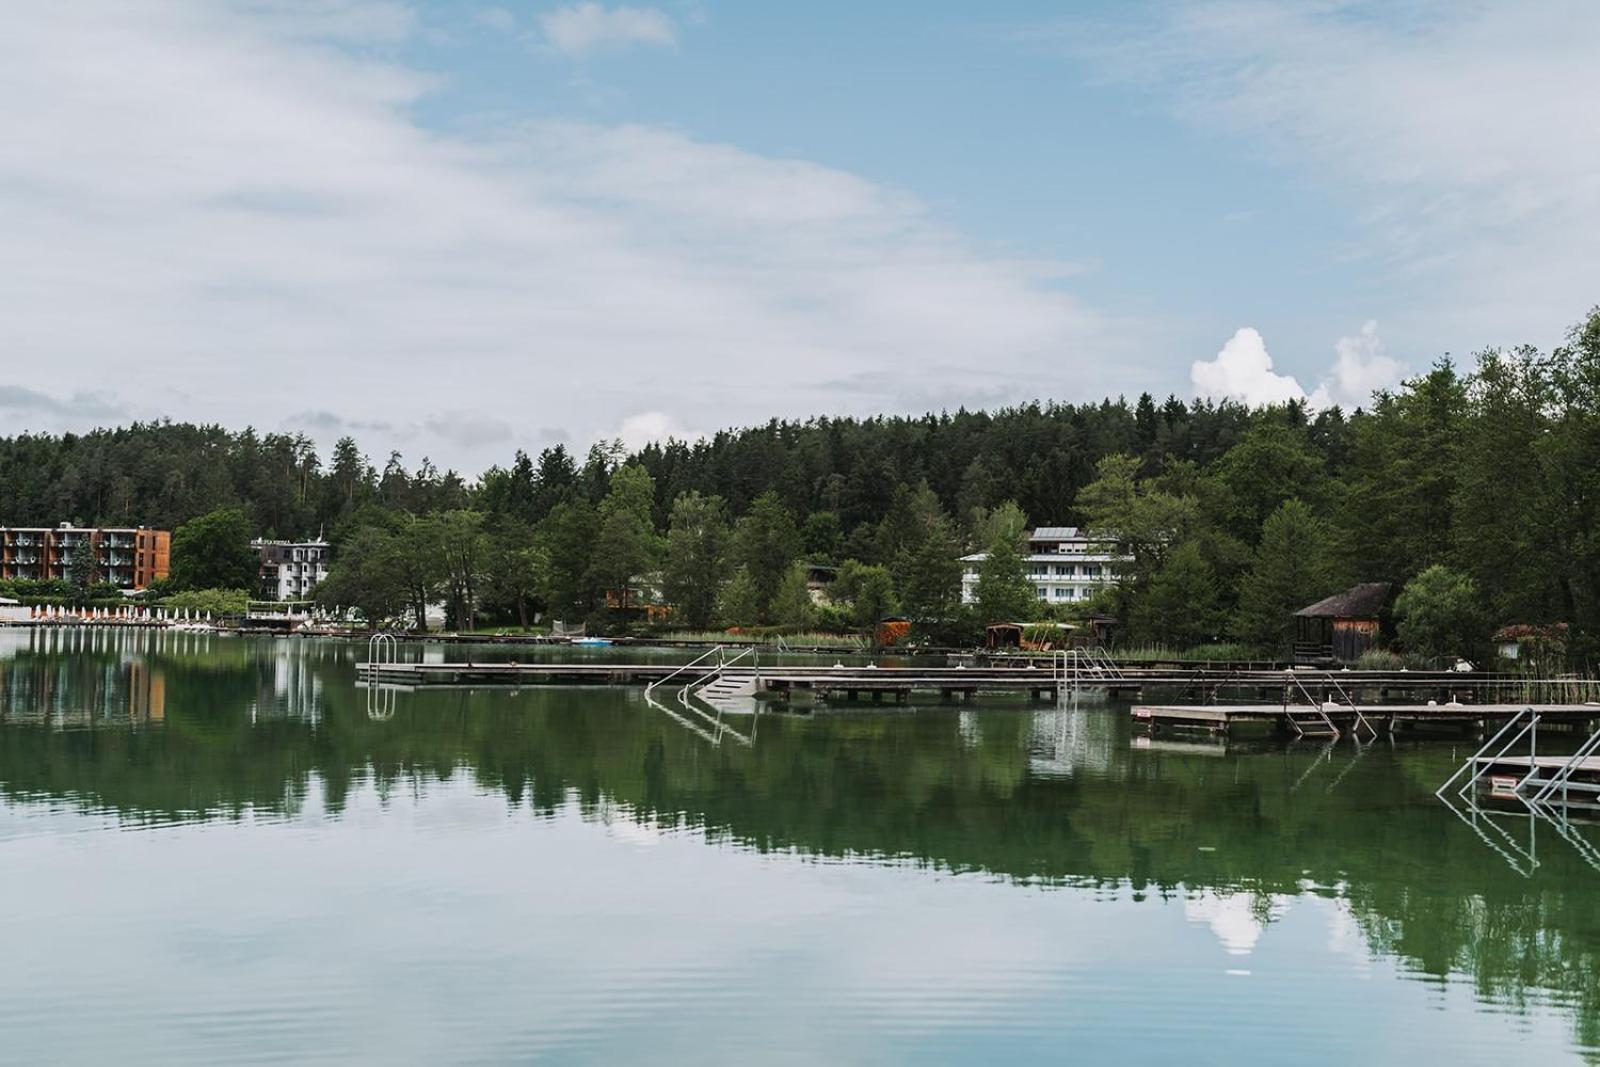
[1,0,1596,474]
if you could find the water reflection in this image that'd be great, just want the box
[1,627,1598,1060]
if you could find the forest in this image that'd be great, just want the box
[2,308,1598,660]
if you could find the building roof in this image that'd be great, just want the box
[1294,582,1393,619]
[1029,526,1081,539]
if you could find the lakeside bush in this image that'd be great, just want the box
[157,588,250,616]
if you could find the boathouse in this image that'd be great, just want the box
[1293,582,1393,665]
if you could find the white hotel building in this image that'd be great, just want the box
[960,526,1124,606]
[252,538,331,601]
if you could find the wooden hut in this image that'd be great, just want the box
[1293,583,1393,664]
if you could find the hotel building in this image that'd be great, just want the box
[960,526,1124,606]
[253,538,331,601]
[0,524,171,590]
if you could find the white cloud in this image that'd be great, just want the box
[1191,327,1304,406]
[1183,891,1290,956]
[1194,322,1407,411]
[1072,0,1600,352]
[0,0,1139,471]
[614,412,704,451]
[1308,321,1403,411]
[538,3,676,55]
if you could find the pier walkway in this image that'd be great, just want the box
[1133,702,1600,737]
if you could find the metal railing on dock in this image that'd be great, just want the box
[642,645,759,748]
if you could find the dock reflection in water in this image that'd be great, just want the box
[1,627,1598,1064]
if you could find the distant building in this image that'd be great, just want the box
[1293,582,1394,664]
[0,523,170,590]
[960,526,1124,606]
[253,538,330,601]
[1493,623,1568,663]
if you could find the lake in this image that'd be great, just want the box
[2,627,1597,1064]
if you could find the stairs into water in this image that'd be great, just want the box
[642,646,762,745]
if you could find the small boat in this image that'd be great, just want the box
[569,636,613,647]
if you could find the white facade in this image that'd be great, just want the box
[960,526,1124,606]
[252,539,330,601]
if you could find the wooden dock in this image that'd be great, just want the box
[357,662,1082,701]
[1133,702,1600,736]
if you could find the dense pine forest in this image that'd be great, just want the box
[3,308,1598,659]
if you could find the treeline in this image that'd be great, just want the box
[5,308,1599,656]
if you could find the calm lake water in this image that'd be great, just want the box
[3,628,1598,1065]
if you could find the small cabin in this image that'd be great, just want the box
[875,616,912,647]
[1293,583,1393,664]
[984,621,1077,652]
[1493,623,1568,664]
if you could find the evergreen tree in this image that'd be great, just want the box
[530,445,578,523]
[734,491,800,623]
[716,566,761,628]
[539,500,598,619]
[770,563,816,629]
[801,511,844,563]
[67,540,101,601]
[1233,500,1339,653]
[1133,541,1222,648]
[975,530,1036,624]
[900,516,962,625]
[587,464,659,611]
[663,491,730,630]
[828,561,897,630]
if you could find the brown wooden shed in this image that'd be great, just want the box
[1293,583,1393,664]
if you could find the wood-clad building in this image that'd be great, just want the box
[1293,583,1393,664]
[0,524,170,590]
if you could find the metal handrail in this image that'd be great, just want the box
[678,646,754,706]
[645,645,725,700]
[1284,672,1340,740]
[1436,707,1539,798]
[1529,721,1600,806]
[365,632,399,681]
[1313,669,1377,740]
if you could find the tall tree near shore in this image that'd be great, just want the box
[771,563,816,629]
[1133,541,1223,648]
[663,491,731,630]
[1337,361,1467,584]
[540,499,599,619]
[830,560,898,630]
[716,566,761,628]
[900,512,963,626]
[483,520,549,630]
[169,508,259,592]
[588,464,660,612]
[1233,499,1340,653]
[1209,414,1331,544]
[1395,565,1485,661]
[316,525,408,627]
[1540,310,1600,653]
[67,540,102,601]
[734,491,800,623]
[530,445,578,523]
[428,510,488,630]
[392,514,446,632]
[975,529,1035,624]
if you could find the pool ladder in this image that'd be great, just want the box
[644,645,759,747]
